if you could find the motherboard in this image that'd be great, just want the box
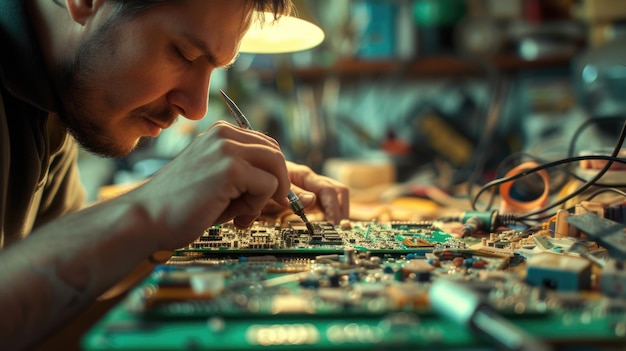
[82,217,626,351]
[185,219,459,255]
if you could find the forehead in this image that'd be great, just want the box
[131,0,252,64]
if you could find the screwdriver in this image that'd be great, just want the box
[219,90,314,235]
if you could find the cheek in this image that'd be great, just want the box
[102,34,177,110]
[104,59,175,111]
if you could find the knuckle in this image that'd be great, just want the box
[293,163,311,172]
[267,135,281,148]
[271,148,286,163]
[212,121,235,137]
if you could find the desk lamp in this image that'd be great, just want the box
[240,2,325,53]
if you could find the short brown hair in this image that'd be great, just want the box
[110,0,292,20]
[53,0,293,21]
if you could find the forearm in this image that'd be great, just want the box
[98,250,173,301]
[0,198,157,350]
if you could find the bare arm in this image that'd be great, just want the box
[0,121,349,350]
[0,199,156,350]
[0,122,291,350]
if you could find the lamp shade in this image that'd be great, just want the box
[240,11,325,53]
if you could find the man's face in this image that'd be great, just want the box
[57,0,249,157]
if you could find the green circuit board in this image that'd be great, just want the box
[81,220,626,350]
[180,220,456,253]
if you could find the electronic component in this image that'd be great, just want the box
[552,209,579,238]
[526,252,592,291]
[565,212,626,259]
[82,219,626,350]
[184,220,454,254]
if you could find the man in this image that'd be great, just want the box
[0,0,349,349]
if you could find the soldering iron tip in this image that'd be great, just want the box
[305,220,315,236]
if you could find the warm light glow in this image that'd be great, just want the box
[240,12,325,54]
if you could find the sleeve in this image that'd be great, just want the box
[33,136,87,229]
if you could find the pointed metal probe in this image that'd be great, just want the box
[219,90,315,236]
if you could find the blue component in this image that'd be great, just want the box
[526,253,591,291]
[238,256,248,263]
[411,251,427,258]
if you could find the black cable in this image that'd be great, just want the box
[567,116,626,158]
[496,151,626,188]
[471,119,626,221]
[471,154,626,217]
[520,116,626,219]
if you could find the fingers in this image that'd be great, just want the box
[203,124,351,221]
[200,122,291,202]
[233,214,261,229]
[141,122,293,242]
[204,156,280,226]
[140,121,351,250]
[318,184,350,224]
[287,164,350,224]
[204,121,281,150]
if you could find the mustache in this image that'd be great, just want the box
[132,105,178,126]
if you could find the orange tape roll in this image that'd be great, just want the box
[499,161,549,214]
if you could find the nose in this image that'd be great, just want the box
[167,68,212,121]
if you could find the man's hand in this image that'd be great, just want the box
[129,121,349,251]
[261,162,349,224]
[129,121,290,250]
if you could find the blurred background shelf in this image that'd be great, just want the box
[264,54,574,81]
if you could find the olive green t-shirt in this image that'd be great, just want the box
[0,2,86,248]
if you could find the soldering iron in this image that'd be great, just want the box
[219,90,315,235]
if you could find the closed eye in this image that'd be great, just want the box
[172,45,193,64]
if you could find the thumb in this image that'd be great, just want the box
[233,213,260,229]
[289,185,317,209]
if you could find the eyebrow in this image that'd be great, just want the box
[180,32,239,69]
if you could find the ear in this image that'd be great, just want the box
[65,0,104,26]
